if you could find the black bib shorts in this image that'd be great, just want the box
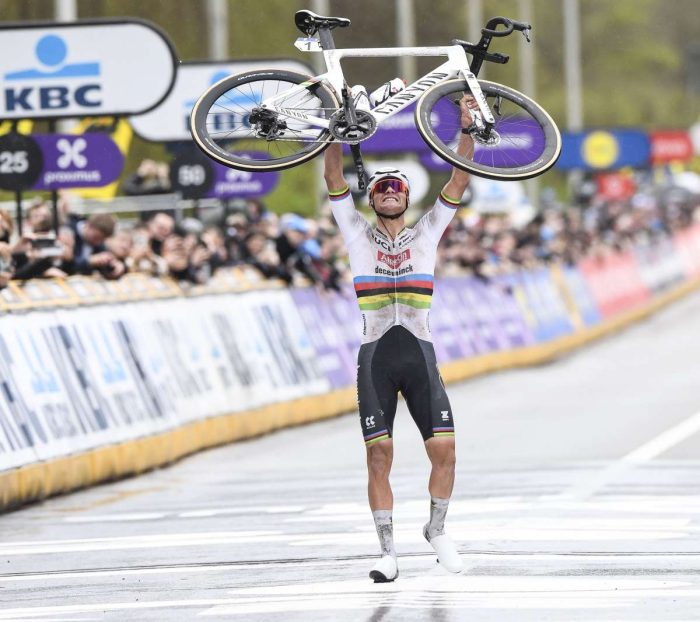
[357,325,454,445]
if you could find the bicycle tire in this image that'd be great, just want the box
[415,79,562,181]
[191,69,340,172]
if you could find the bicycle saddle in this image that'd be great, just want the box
[294,10,351,36]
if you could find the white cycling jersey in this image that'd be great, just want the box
[329,186,460,344]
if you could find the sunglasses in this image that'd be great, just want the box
[371,178,409,196]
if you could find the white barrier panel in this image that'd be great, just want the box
[0,289,329,471]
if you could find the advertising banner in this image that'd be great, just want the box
[454,278,511,354]
[649,131,694,165]
[557,130,650,171]
[430,279,476,363]
[579,253,651,318]
[290,288,356,389]
[130,59,313,142]
[673,225,700,277]
[634,238,686,294]
[32,133,124,189]
[511,269,574,342]
[358,98,545,170]
[559,265,602,327]
[596,172,636,201]
[491,275,537,348]
[0,312,112,464]
[0,288,328,470]
[0,20,176,119]
[169,149,280,200]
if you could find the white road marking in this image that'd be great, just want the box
[62,505,306,523]
[0,557,372,583]
[2,514,692,557]
[0,577,695,619]
[561,409,700,500]
[0,531,283,556]
[200,576,695,616]
[63,512,167,523]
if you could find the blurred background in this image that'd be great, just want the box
[2,3,700,618]
[0,0,698,291]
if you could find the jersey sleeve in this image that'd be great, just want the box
[329,186,370,245]
[417,190,461,243]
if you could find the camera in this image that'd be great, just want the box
[31,236,64,259]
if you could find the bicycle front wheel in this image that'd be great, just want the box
[415,79,562,181]
[191,69,340,172]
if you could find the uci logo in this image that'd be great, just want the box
[3,34,102,112]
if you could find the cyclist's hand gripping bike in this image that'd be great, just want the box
[191,9,562,187]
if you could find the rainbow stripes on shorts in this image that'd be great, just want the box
[364,429,390,445]
[432,426,455,438]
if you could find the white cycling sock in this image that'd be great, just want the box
[425,497,450,540]
[372,510,396,558]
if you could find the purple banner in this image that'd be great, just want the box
[420,150,451,172]
[208,157,280,199]
[491,275,536,348]
[431,280,477,363]
[290,288,355,388]
[33,134,123,190]
[341,97,545,170]
[347,102,425,154]
[431,104,547,168]
[330,285,364,357]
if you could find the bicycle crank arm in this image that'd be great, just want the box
[350,143,369,191]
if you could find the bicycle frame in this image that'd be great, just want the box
[260,39,495,137]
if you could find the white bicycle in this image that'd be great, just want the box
[191,9,562,183]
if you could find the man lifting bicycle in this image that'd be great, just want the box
[324,95,478,582]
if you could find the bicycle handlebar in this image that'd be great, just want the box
[481,16,531,38]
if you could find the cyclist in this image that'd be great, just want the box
[324,95,478,582]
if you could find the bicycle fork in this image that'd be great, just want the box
[459,68,495,127]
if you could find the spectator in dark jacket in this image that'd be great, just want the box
[67,213,125,278]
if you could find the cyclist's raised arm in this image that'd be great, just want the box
[419,96,477,243]
[324,142,369,244]
[441,95,477,203]
[324,142,348,194]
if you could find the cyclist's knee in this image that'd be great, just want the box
[366,439,393,477]
[425,436,456,469]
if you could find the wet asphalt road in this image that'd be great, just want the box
[1,291,700,621]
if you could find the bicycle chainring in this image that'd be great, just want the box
[329,110,377,144]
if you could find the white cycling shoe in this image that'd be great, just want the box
[424,526,463,573]
[369,555,399,582]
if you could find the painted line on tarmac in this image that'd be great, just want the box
[1,577,698,619]
[5,550,700,583]
[559,409,700,501]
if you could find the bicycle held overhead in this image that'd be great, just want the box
[190,9,562,185]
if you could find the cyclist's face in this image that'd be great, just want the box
[373,185,407,215]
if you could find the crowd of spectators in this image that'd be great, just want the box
[0,174,698,293]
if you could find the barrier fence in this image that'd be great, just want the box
[2,225,700,511]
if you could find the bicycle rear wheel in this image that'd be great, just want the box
[191,69,339,172]
[415,79,561,181]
